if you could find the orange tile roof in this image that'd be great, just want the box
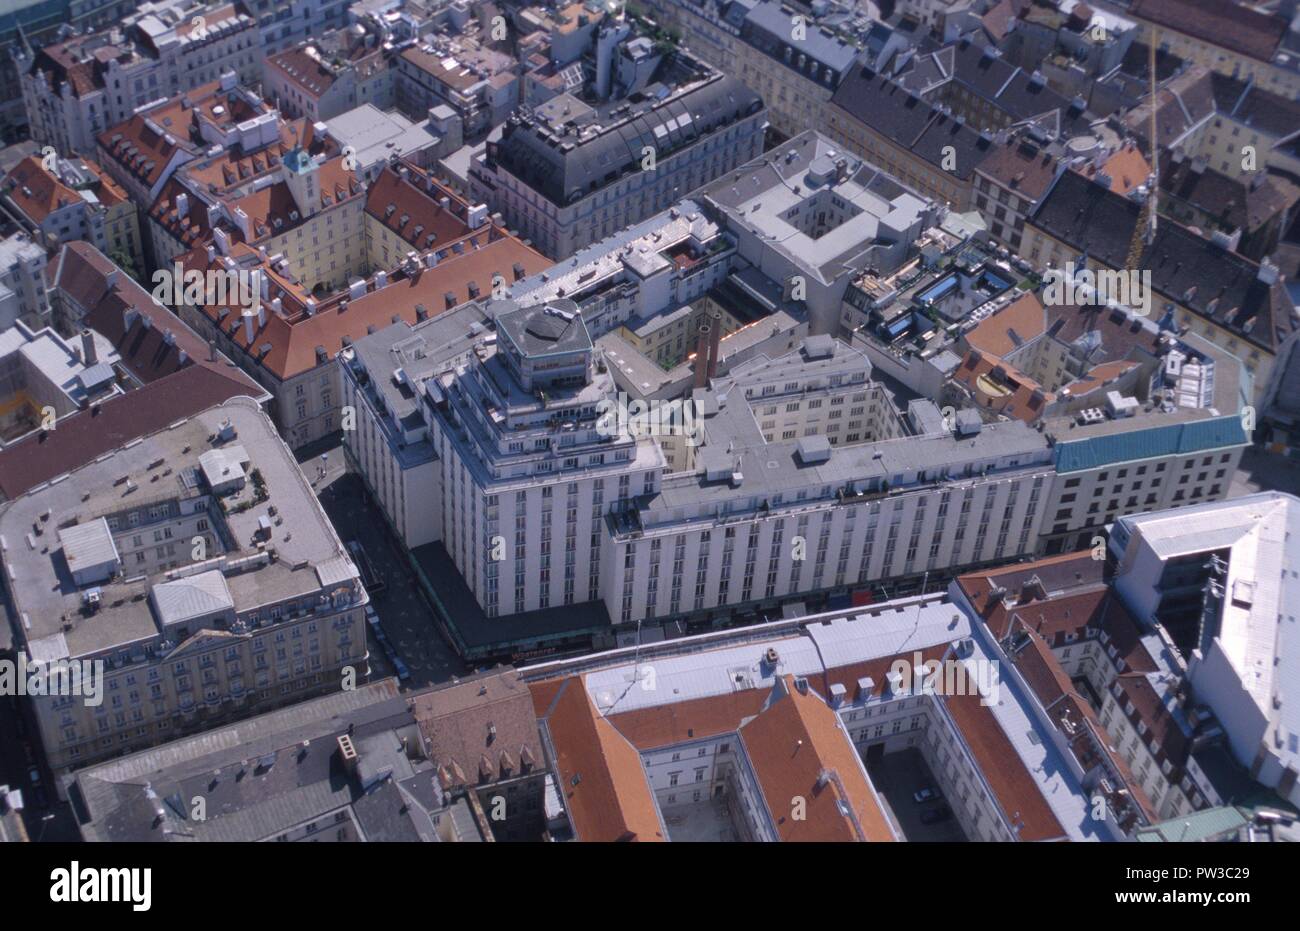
[179,230,550,380]
[150,177,215,250]
[2,156,79,225]
[364,166,475,253]
[178,119,315,196]
[608,689,770,750]
[953,349,1054,423]
[1059,359,1140,398]
[941,690,1067,840]
[1078,144,1152,195]
[97,80,270,187]
[227,155,362,243]
[83,160,129,209]
[738,676,895,842]
[535,677,665,842]
[964,290,1045,356]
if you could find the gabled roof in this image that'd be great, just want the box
[2,156,80,224]
[964,291,1047,356]
[737,675,895,842]
[410,669,544,790]
[180,232,550,380]
[953,348,1055,422]
[1029,170,1297,353]
[363,166,474,252]
[51,242,262,393]
[973,137,1061,201]
[533,676,665,842]
[831,63,994,182]
[1129,0,1287,63]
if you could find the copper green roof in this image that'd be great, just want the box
[1054,416,1247,473]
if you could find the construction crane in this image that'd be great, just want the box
[1125,32,1159,271]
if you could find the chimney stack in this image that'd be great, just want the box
[242,309,255,344]
[707,310,722,378]
[693,322,711,389]
[80,330,97,366]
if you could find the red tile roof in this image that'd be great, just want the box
[363,166,476,253]
[1006,621,1158,828]
[941,690,1067,840]
[179,230,549,380]
[953,348,1055,423]
[534,677,665,842]
[2,156,79,225]
[51,243,260,392]
[964,291,1046,356]
[1130,0,1287,63]
[0,366,259,501]
[738,676,895,842]
[267,47,341,98]
[608,689,770,750]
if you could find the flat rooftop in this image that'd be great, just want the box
[700,133,931,284]
[1,397,353,660]
[324,104,441,170]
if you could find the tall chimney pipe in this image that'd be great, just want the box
[81,330,97,366]
[707,311,722,378]
[693,323,711,389]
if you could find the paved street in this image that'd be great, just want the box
[297,435,469,690]
[0,690,78,841]
[1229,446,1300,499]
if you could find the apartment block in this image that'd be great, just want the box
[0,396,369,776]
[264,31,395,123]
[1126,0,1300,99]
[524,589,1121,841]
[2,155,144,274]
[468,48,765,259]
[0,233,53,331]
[19,1,262,156]
[1022,168,1299,400]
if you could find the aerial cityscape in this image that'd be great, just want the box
[0,0,1296,864]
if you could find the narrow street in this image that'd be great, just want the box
[296,435,469,689]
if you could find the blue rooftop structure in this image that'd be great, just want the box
[1054,416,1247,473]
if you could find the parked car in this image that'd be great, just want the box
[392,657,411,682]
[28,767,41,786]
[919,805,952,825]
[347,541,387,600]
[913,787,939,804]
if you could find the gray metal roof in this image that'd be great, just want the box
[150,570,234,627]
[491,64,762,205]
[58,517,119,575]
